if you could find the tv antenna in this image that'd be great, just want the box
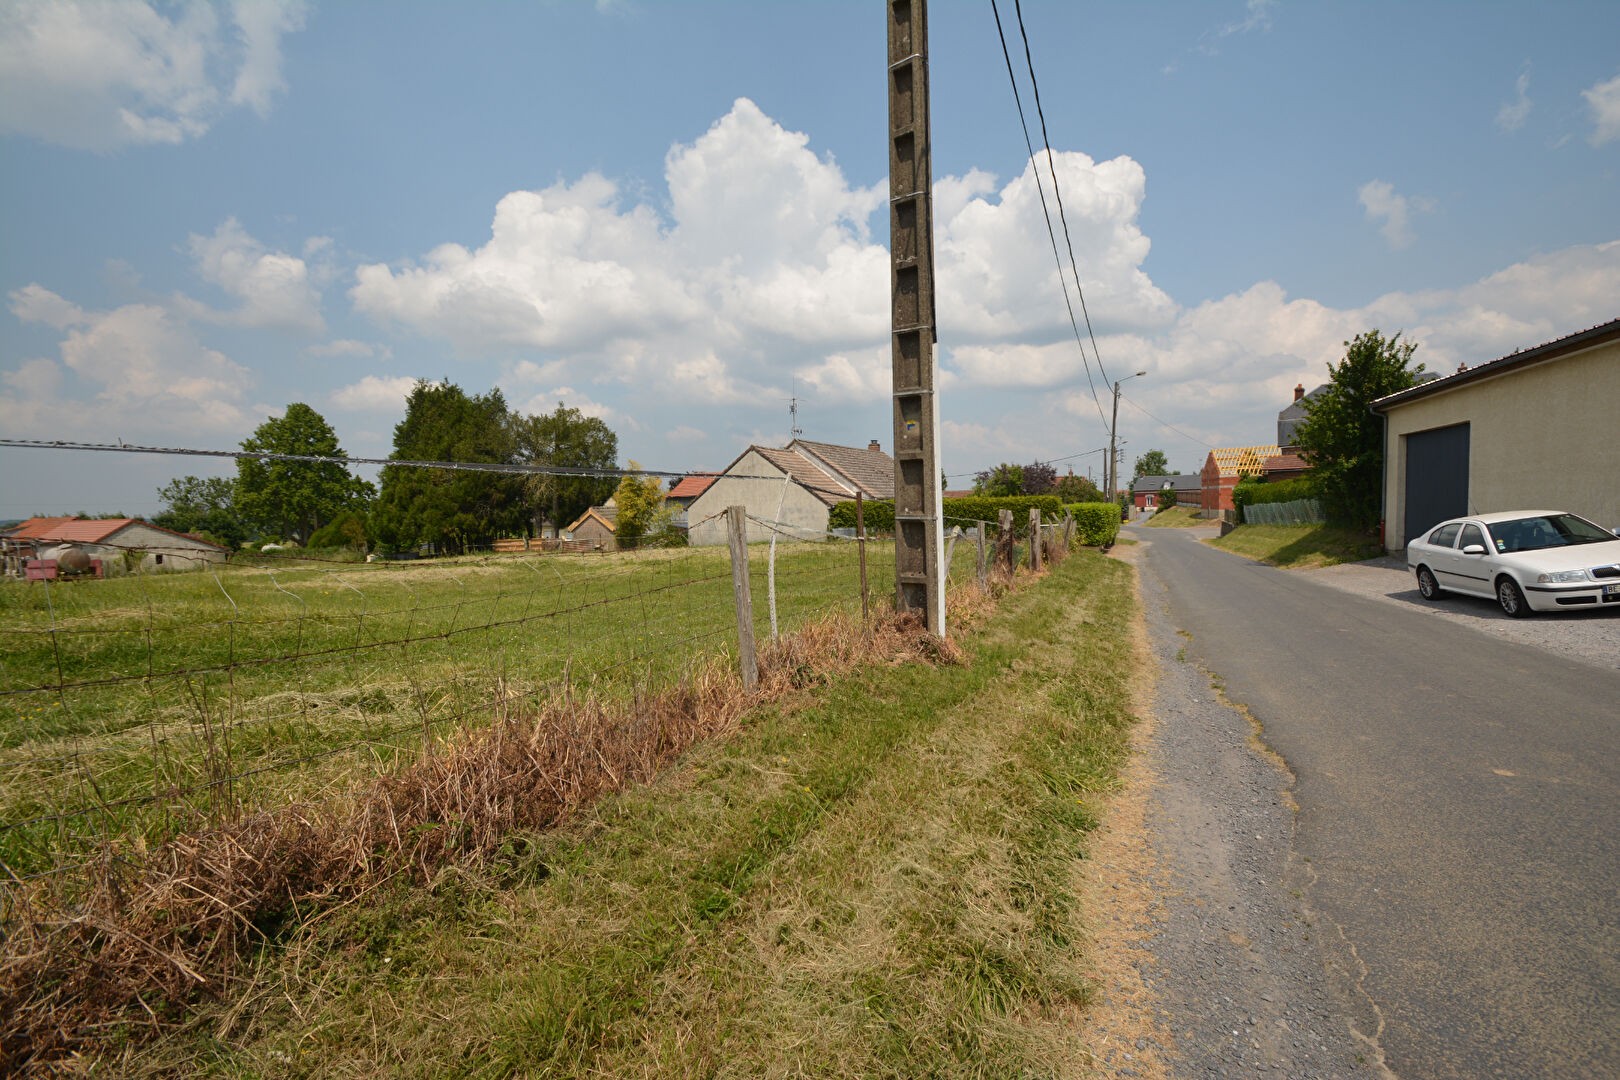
[789,384,803,440]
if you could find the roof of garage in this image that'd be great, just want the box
[1372,318,1620,413]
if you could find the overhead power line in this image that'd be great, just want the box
[988,0,1108,430]
[0,439,859,502]
[1011,0,1112,392]
[1118,395,1215,451]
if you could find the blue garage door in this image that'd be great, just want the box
[1404,423,1470,544]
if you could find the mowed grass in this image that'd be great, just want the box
[1141,506,1203,528]
[1207,522,1385,568]
[126,549,1136,1078]
[0,541,903,878]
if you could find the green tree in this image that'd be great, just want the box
[611,461,679,547]
[1294,330,1425,529]
[511,402,618,533]
[235,404,373,543]
[973,463,1024,497]
[154,475,245,546]
[308,509,368,550]
[1020,461,1057,495]
[1133,449,1170,479]
[1054,472,1103,503]
[371,381,526,554]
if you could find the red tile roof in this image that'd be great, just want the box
[3,516,76,539]
[37,518,141,543]
[1263,453,1310,474]
[666,473,719,500]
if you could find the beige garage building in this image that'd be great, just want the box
[1372,318,1620,552]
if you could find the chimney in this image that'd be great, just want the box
[1293,383,1305,402]
[868,439,881,452]
[1457,362,1469,373]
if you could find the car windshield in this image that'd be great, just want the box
[1487,514,1614,554]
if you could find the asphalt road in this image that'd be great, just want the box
[1135,525,1620,1079]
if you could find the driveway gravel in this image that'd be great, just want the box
[1306,554,1620,671]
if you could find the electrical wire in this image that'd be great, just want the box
[1119,394,1215,450]
[1012,0,1112,391]
[988,0,1108,429]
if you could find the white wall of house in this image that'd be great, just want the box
[1382,339,1620,550]
[685,450,841,546]
[109,522,228,572]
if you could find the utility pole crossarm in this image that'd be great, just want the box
[887,0,945,636]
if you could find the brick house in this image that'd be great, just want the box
[1199,446,1279,516]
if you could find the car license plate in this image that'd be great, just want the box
[1606,584,1620,598]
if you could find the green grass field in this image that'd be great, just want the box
[1206,523,1384,568]
[117,548,1137,1078]
[1141,506,1203,527]
[1,541,917,879]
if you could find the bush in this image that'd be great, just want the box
[1068,502,1121,547]
[1232,476,1316,523]
[828,495,1063,538]
[308,509,368,550]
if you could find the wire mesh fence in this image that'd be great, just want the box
[0,532,898,897]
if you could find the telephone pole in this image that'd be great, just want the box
[887,0,945,635]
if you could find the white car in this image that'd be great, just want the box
[1406,510,1620,618]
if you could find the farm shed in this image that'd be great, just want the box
[1,517,228,576]
[685,439,895,546]
[1131,473,1200,510]
[564,506,618,551]
[1371,318,1620,552]
[1199,446,1280,517]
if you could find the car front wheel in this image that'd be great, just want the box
[1416,566,1443,600]
[1496,576,1532,619]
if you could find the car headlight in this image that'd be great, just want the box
[1536,569,1590,583]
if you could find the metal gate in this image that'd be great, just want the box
[1403,422,1470,544]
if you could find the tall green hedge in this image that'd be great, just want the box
[1232,475,1316,523]
[1067,502,1121,547]
[828,495,1062,538]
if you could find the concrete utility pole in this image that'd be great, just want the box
[1108,370,1147,497]
[887,0,945,635]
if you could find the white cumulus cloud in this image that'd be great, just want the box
[180,218,326,334]
[3,286,253,438]
[330,375,421,412]
[0,0,307,151]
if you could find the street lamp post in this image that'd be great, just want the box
[1109,371,1147,499]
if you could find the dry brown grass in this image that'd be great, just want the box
[0,589,989,1074]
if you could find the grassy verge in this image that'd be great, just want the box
[1207,523,1384,568]
[1141,507,1202,528]
[121,551,1136,1078]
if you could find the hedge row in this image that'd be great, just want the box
[1232,475,1317,522]
[1067,502,1121,547]
[828,495,1063,537]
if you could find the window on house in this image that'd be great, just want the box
[154,554,163,565]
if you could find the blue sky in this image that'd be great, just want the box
[3,0,1618,518]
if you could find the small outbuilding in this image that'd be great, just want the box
[685,439,895,546]
[1,517,228,577]
[564,506,618,551]
[1371,318,1620,551]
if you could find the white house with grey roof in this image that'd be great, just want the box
[685,439,896,546]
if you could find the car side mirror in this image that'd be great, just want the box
[1613,527,1620,538]
[1461,544,1486,555]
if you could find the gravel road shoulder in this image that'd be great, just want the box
[1078,537,1388,1079]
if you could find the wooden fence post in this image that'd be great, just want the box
[857,491,869,622]
[1063,510,1075,550]
[975,521,988,588]
[944,526,960,579]
[997,509,1015,573]
[1029,508,1042,571]
[726,505,758,689]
